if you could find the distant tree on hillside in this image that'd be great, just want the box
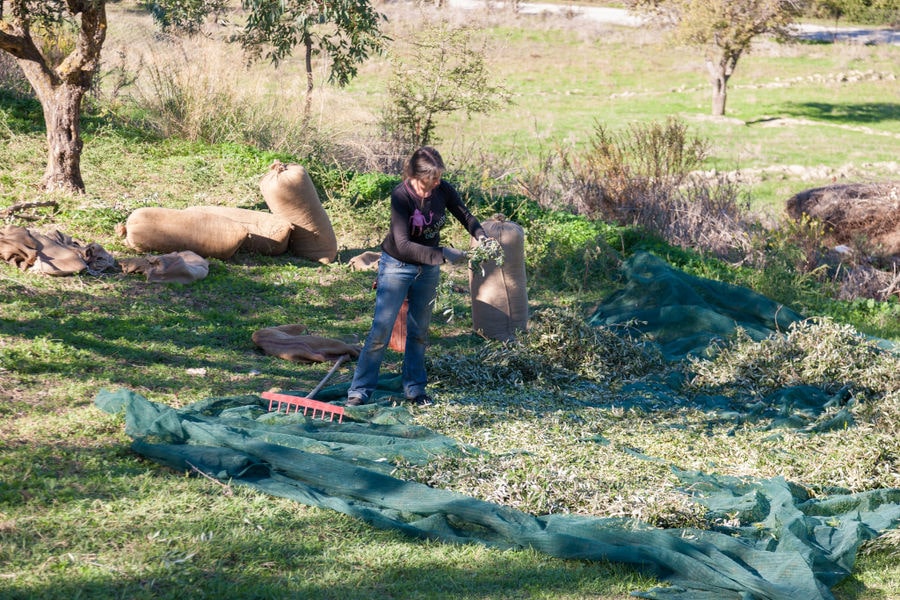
[626,0,808,117]
[0,0,107,193]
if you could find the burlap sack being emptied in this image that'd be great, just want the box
[469,215,529,342]
[259,161,338,264]
[185,206,292,256]
[120,207,248,260]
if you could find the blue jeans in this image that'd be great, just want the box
[348,252,441,402]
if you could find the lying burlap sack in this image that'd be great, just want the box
[259,161,337,263]
[348,250,381,271]
[119,251,210,283]
[0,225,116,276]
[470,215,529,341]
[0,225,38,270]
[185,206,292,256]
[786,182,900,256]
[252,324,361,363]
[119,207,248,260]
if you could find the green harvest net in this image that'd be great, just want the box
[95,252,900,600]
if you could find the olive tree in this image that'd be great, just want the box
[626,0,808,117]
[0,0,107,193]
[1,0,385,194]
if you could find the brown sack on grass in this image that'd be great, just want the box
[185,206,292,256]
[252,324,361,363]
[1,226,116,276]
[119,207,248,260]
[348,251,381,271]
[259,161,338,263]
[0,225,39,270]
[119,251,210,283]
[470,215,529,342]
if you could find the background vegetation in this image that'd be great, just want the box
[1,1,899,598]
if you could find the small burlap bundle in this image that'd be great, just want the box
[185,206,292,256]
[469,215,529,341]
[120,207,248,260]
[259,161,338,263]
[252,324,361,363]
[348,251,381,271]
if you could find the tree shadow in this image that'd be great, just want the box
[779,101,900,125]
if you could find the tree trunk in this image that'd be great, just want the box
[302,36,313,132]
[1,0,107,193]
[706,59,729,117]
[38,80,87,193]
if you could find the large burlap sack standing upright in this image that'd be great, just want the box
[119,207,248,260]
[469,215,528,341]
[259,161,337,263]
[185,206,292,256]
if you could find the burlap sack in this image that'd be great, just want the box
[259,161,338,263]
[120,207,248,260]
[29,230,89,276]
[348,251,381,271]
[185,206,292,256]
[119,251,210,283]
[252,324,361,363]
[469,215,529,341]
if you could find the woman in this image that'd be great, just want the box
[347,147,487,406]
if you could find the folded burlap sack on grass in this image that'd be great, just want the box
[0,225,116,276]
[119,251,210,283]
[252,324,360,363]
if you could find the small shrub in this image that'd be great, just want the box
[345,172,401,207]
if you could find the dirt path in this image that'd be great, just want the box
[446,0,900,45]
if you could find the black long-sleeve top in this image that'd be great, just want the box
[380,179,485,266]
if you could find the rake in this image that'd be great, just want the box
[261,353,349,423]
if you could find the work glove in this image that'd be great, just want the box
[442,247,467,265]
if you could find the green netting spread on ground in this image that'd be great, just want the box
[588,252,805,360]
[95,385,900,600]
[94,251,900,600]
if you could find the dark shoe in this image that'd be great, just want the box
[346,395,365,406]
[409,394,433,406]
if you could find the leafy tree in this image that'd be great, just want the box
[0,0,107,192]
[626,0,807,117]
[379,22,510,155]
[151,0,387,124]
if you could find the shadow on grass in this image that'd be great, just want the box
[778,101,900,125]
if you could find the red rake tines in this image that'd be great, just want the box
[261,391,345,423]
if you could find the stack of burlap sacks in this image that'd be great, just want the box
[118,161,337,263]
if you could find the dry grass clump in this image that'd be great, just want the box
[519,118,757,264]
